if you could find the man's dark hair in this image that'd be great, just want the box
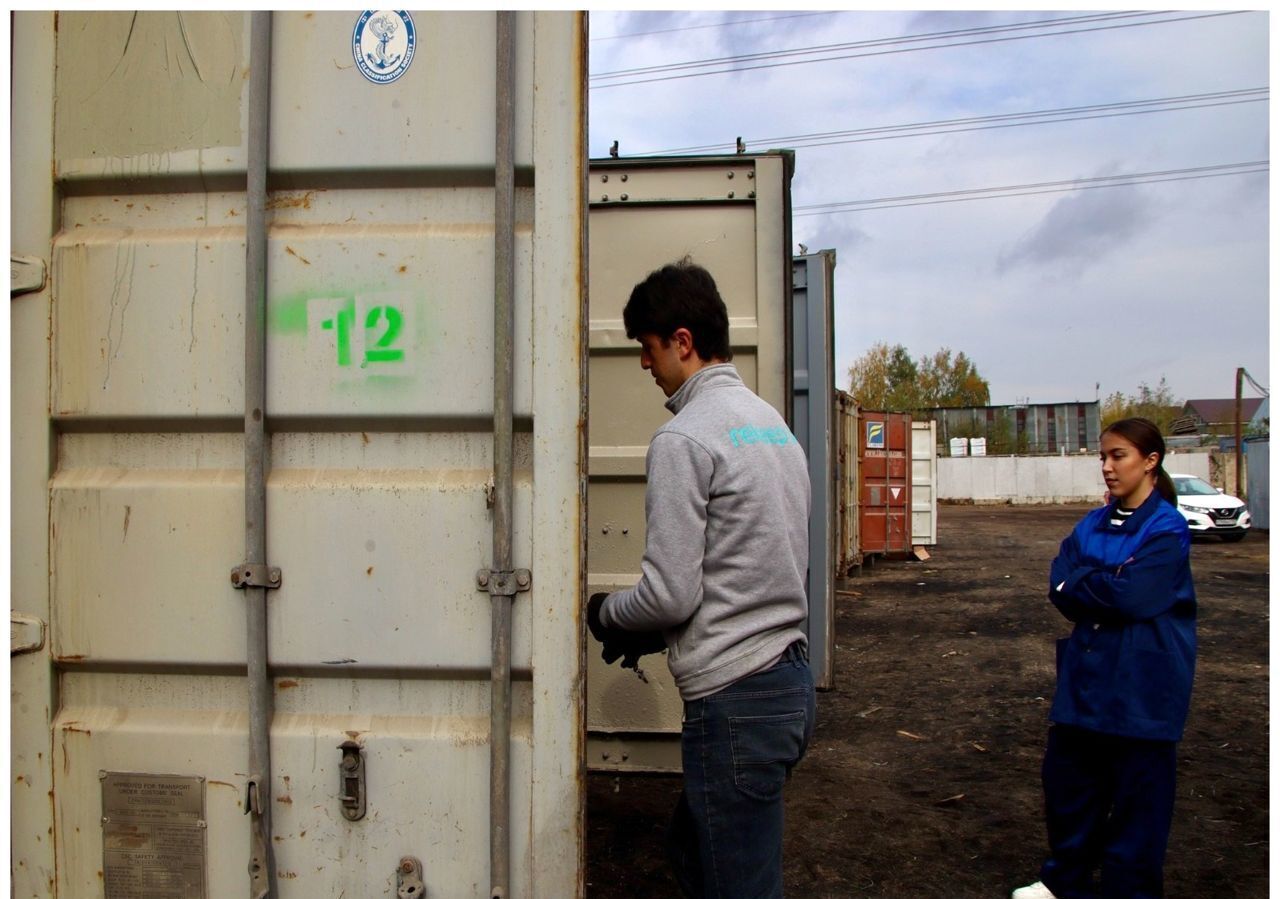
[623,258,733,362]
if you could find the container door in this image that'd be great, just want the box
[911,421,938,546]
[587,154,793,772]
[835,391,862,573]
[15,12,585,898]
[859,411,913,555]
[791,251,836,688]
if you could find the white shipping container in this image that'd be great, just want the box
[911,421,938,546]
[12,11,586,898]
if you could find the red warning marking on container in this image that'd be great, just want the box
[890,487,902,500]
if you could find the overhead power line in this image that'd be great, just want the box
[1241,369,1269,397]
[792,161,1269,216]
[594,10,1150,79]
[633,88,1268,157]
[590,10,1253,89]
[591,12,835,42]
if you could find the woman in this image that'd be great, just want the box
[1014,418,1196,899]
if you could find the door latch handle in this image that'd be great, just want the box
[338,740,366,821]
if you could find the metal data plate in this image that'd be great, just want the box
[101,772,206,898]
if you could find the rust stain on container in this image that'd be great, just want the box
[285,245,311,265]
[268,191,318,210]
[276,794,292,804]
[277,679,300,690]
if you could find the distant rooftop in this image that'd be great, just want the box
[1183,398,1264,426]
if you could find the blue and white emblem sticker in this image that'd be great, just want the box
[866,421,885,449]
[353,10,416,85]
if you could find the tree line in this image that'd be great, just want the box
[846,342,990,413]
[848,344,1195,434]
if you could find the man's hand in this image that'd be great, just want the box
[587,592,666,670]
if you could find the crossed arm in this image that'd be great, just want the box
[1049,531,1186,624]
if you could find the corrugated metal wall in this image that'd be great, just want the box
[1245,438,1269,528]
[927,402,1101,455]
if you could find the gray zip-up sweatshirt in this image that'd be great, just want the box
[600,363,810,700]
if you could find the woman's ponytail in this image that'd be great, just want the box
[1154,465,1177,505]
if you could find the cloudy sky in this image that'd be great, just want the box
[587,10,1269,407]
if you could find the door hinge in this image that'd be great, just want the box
[10,613,46,655]
[10,255,46,297]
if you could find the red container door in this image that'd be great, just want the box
[859,411,912,554]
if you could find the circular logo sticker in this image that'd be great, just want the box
[352,10,416,85]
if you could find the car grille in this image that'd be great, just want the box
[1209,507,1240,523]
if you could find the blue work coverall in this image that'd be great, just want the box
[1039,490,1196,899]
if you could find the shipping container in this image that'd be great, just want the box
[791,250,836,688]
[834,390,862,574]
[911,420,938,546]
[11,11,586,898]
[586,152,795,772]
[858,411,913,556]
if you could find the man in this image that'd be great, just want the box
[588,259,815,898]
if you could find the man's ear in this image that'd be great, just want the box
[672,327,695,359]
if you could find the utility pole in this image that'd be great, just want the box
[1235,366,1244,498]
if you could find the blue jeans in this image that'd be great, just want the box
[667,643,816,899]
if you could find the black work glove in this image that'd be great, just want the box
[587,592,666,670]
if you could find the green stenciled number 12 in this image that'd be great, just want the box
[321,305,405,367]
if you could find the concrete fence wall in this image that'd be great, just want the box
[938,452,1212,504]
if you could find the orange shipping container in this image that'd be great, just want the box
[858,411,913,555]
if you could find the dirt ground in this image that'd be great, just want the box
[586,504,1269,898]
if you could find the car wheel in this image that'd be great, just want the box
[1222,532,1247,543]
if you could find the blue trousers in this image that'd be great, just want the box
[1039,724,1177,899]
[667,643,816,899]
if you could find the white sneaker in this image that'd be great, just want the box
[1011,883,1056,899]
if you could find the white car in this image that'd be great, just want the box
[1170,473,1251,541]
